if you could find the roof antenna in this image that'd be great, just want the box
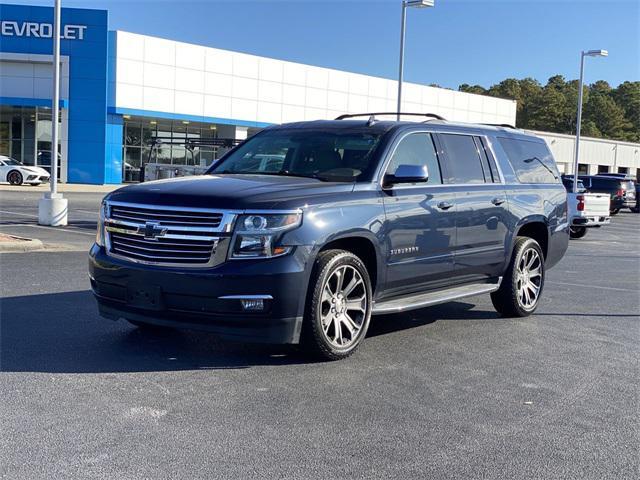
[366,114,377,126]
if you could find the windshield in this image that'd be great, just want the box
[210,129,383,182]
[1,158,22,166]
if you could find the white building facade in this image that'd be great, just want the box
[1,4,637,184]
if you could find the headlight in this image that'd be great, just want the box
[230,212,301,259]
[96,201,107,247]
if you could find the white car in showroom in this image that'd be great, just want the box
[0,156,50,186]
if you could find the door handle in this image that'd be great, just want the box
[491,197,506,206]
[437,201,454,210]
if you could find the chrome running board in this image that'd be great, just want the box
[372,278,502,315]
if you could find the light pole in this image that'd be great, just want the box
[397,0,434,120]
[572,49,608,193]
[38,0,68,226]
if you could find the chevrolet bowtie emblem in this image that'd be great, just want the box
[139,221,168,240]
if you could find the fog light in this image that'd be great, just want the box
[241,299,265,311]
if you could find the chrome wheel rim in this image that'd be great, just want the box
[320,265,367,348]
[516,247,542,309]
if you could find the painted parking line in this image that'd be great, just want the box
[546,280,638,293]
[0,223,96,237]
[0,210,38,218]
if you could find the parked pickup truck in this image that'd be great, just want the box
[561,176,610,239]
[89,114,569,360]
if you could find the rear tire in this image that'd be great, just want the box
[7,170,23,185]
[569,226,587,239]
[491,237,545,318]
[631,207,640,213]
[301,249,372,361]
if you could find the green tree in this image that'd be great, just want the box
[612,81,640,141]
[458,84,487,95]
[584,92,631,140]
[527,84,567,133]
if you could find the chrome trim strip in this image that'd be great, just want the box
[377,130,508,189]
[106,218,223,233]
[108,200,229,214]
[106,226,219,242]
[218,295,274,300]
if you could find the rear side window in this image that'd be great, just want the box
[387,133,442,185]
[498,137,560,184]
[439,134,485,184]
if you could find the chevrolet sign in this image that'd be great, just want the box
[0,21,87,40]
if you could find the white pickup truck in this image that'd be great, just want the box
[562,177,610,239]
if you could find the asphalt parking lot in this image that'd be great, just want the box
[1,189,638,480]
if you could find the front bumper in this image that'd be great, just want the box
[89,243,313,344]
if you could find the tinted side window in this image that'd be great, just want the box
[439,134,485,184]
[387,133,442,185]
[498,137,560,184]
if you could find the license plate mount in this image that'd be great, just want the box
[126,284,163,310]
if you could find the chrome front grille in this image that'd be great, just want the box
[110,204,223,228]
[104,202,234,267]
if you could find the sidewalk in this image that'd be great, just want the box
[0,183,121,193]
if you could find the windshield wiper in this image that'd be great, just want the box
[213,170,330,181]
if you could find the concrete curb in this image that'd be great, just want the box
[0,183,120,193]
[0,236,44,253]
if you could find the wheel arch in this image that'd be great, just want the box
[315,232,383,295]
[513,217,550,260]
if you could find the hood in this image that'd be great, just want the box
[21,166,49,175]
[107,174,355,210]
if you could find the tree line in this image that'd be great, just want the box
[458,77,640,143]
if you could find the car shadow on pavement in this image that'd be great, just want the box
[2,290,499,374]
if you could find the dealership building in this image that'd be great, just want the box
[1,3,638,184]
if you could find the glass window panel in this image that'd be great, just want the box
[172,145,186,165]
[11,115,22,139]
[156,144,171,163]
[11,140,22,161]
[23,115,35,140]
[141,146,155,164]
[200,149,215,166]
[0,120,9,139]
[142,124,156,146]
[0,140,9,156]
[23,140,35,165]
[440,134,486,184]
[200,127,216,139]
[125,122,142,146]
[387,133,442,185]
[124,147,141,182]
[173,123,187,139]
[498,137,559,184]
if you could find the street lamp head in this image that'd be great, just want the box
[584,49,608,57]
[406,0,435,8]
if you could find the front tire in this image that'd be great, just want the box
[301,249,372,361]
[7,170,23,185]
[491,237,545,317]
[569,226,587,239]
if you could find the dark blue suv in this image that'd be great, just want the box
[89,115,569,360]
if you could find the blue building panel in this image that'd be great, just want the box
[0,3,112,184]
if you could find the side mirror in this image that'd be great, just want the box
[383,164,429,187]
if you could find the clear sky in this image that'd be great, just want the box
[9,0,640,88]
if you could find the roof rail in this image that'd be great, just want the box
[481,123,517,129]
[334,112,446,121]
